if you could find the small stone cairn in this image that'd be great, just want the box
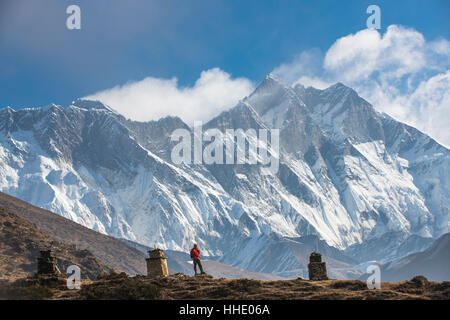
[146,248,169,278]
[307,251,328,281]
[29,250,66,288]
[37,250,61,276]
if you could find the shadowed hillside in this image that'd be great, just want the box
[382,233,450,281]
[0,206,115,281]
[0,191,147,275]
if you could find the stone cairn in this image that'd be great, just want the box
[307,252,328,281]
[146,248,169,278]
[31,250,66,288]
[37,250,61,276]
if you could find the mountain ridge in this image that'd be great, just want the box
[0,77,448,278]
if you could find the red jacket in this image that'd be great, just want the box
[190,248,200,260]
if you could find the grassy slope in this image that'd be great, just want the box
[0,206,115,281]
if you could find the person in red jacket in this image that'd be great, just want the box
[190,243,205,275]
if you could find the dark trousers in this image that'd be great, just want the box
[193,259,204,274]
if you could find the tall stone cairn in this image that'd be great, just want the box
[37,250,61,276]
[307,252,328,281]
[146,248,169,278]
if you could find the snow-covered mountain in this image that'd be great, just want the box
[0,75,448,277]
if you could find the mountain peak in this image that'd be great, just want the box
[264,73,281,82]
[72,99,115,112]
[0,106,14,114]
[325,82,354,93]
[243,73,296,117]
[42,103,63,111]
[255,73,286,90]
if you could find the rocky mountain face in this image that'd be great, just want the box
[0,76,448,278]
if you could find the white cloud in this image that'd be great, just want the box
[293,76,331,90]
[274,25,450,147]
[430,38,450,56]
[272,48,324,85]
[324,26,427,82]
[84,68,254,125]
[378,71,450,147]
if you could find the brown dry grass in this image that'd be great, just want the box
[36,273,450,300]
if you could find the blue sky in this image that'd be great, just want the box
[1,0,449,146]
[1,0,448,107]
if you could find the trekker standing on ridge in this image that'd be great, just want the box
[190,243,206,275]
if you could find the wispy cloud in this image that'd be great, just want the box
[84,68,254,125]
[274,25,450,147]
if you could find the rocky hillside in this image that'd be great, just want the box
[0,206,115,281]
[0,191,147,275]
